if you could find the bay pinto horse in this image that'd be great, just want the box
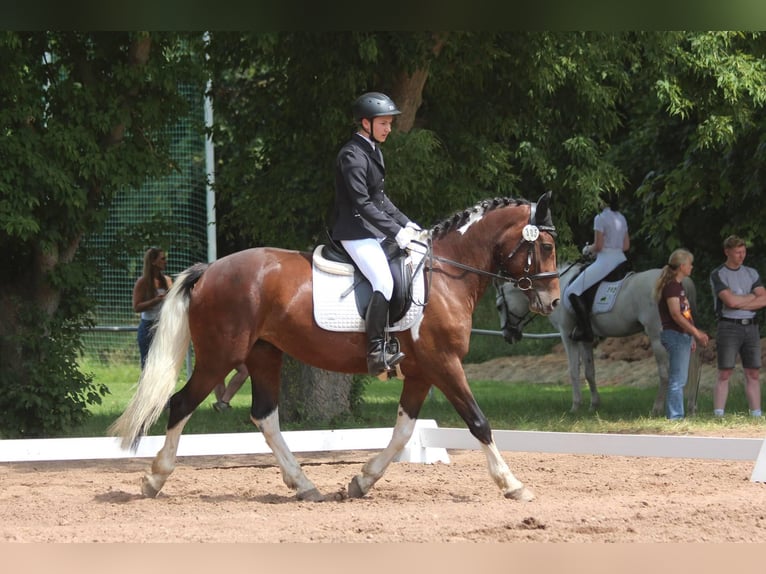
[109,193,559,502]
[497,262,697,414]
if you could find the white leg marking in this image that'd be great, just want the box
[350,406,416,496]
[480,440,534,501]
[255,408,319,497]
[142,415,190,497]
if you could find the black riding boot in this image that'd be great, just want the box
[366,291,406,374]
[568,293,594,342]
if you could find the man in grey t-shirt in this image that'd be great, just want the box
[709,235,766,417]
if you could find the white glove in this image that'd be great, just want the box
[582,244,591,257]
[395,226,418,249]
[405,221,422,231]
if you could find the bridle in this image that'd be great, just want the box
[422,204,559,290]
[496,259,579,338]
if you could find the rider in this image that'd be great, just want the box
[564,192,630,342]
[331,91,421,374]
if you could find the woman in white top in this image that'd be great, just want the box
[564,193,630,341]
[132,247,173,369]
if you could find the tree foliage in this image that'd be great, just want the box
[0,32,206,437]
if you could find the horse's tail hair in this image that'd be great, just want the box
[109,263,209,451]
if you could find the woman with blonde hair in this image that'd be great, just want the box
[654,248,709,419]
[132,247,173,369]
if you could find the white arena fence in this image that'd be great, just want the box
[1,419,765,483]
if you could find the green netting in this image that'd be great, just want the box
[82,84,209,365]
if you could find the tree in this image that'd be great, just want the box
[0,32,207,437]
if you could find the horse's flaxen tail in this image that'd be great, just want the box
[108,263,209,451]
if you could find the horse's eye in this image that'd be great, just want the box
[542,243,554,253]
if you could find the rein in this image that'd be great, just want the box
[416,223,558,290]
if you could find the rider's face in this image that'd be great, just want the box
[366,115,394,142]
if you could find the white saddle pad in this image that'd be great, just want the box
[312,245,426,332]
[592,275,631,315]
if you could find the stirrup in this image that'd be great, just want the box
[367,337,406,375]
[384,335,405,368]
[385,349,405,369]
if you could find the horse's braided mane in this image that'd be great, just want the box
[429,197,529,239]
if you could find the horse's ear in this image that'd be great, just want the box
[534,191,552,226]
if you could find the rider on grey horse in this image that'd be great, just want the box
[563,192,630,342]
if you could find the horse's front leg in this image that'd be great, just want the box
[141,414,191,497]
[480,440,534,501]
[255,408,324,501]
[438,362,533,501]
[347,403,420,498]
[348,376,431,497]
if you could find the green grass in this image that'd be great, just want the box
[69,357,765,439]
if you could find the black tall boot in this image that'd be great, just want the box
[366,291,406,374]
[568,293,594,342]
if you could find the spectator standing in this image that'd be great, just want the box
[710,235,766,417]
[654,248,709,420]
[132,247,172,369]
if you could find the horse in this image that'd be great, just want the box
[109,193,560,503]
[497,261,697,414]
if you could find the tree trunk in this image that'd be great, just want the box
[279,356,354,424]
[390,33,447,133]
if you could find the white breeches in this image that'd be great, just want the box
[341,238,394,300]
[564,249,627,305]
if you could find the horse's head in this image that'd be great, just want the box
[496,191,560,316]
[495,278,530,344]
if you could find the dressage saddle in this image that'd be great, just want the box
[320,235,415,324]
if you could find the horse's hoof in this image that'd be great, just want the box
[297,488,325,502]
[140,476,160,498]
[328,489,347,502]
[347,476,366,498]
[505,487,535,502]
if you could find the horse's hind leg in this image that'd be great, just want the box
[141,367,227,497]
[582,342,600,411]
[141,415,191,497]
[249,341,324,502]
[563,339,584,412]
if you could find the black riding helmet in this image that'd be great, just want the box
[352,92,401,142]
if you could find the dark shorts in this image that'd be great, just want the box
[716,321,762,370]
